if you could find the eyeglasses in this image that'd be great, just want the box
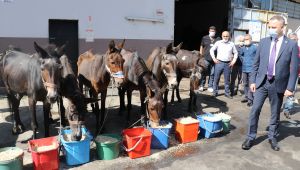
[222,36,229,37]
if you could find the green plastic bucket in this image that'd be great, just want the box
[222,119,231,133]
[0,147,24,170]
[95,134,121,160]
[215,113,231,133]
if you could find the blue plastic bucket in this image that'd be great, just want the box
[147,121,172,149]
[197,113,223,138]
[60,127,92,165]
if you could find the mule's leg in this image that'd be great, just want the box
[89,89,96,113]
[140,90,147,127]
[193,94,198,113]
[58,96,67,127]
[28,97,38,139]
[118,87,126,115]
[194,94,203,114]
[162,89,169,120]
[8,93,25,134]
[99,90,107,133]
[92,91,101,133]
[188,91,193,113]
[171,88,175,104]
[126,90,132,124]
[43,102,51,137]
[176,80,182,103]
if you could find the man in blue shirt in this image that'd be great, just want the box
[240,34,257,106]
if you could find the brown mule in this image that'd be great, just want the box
[0,42,63,138]
[77,40,125,133]
[116,40,164,127]
[146,42,182,119]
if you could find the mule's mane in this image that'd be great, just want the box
[146,47,161,71]
[146,48,170,88]
[60,55,74,78]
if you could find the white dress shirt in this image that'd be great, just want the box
[210,40,238,62]
[268,36,283,76]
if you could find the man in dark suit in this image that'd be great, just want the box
[242,15,299,151]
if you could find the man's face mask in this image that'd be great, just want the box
[244,40,251,46]
[268,28,278,39]
[209,31,216,37]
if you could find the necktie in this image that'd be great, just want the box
[267,39,278,80]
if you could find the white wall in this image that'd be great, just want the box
[0,0,174,40]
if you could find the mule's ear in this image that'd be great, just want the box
[34,42,48,58]
[166,43,173,54]
[146,86,155,98]
[174,42,183,52]
[56,42,68,56]
[84,97,100,104]
[117,39,126,49]
[108,40,116,53]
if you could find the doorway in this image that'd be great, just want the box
[49,19,79,74]
[174,0,230,50]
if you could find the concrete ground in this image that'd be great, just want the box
[0,78,300,170]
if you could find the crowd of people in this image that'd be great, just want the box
[198,15,300,151]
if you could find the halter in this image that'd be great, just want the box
[105,64,125,79]
[161,54,177,78]
[144,91,160,125]
[190,70,202,79]
[66,104,84,126]
[162,69,177,78]
[41,76,58,90]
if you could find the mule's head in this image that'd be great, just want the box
[34,42,62,103]
[161,53,178,89]
[66,100,84,141]
[190,65,204,94]
[105,40,125,87]
[146,86,164,128]
[166,42,182,55]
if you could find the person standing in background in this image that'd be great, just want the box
[198,26,221,92]
[230,35,244,96]
[240,34,257,107]
[210,31,238,99]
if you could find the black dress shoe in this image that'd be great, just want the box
[241,98,248,103]
[242,139,253,150]
[269,139,280,151]
[225,95,233,99]
[247,102,253,107]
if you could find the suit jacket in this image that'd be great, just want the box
[250,36,299,93]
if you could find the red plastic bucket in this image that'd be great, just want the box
[28,136,59,170]
[122,127,152,159]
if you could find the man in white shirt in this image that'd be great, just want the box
[210,31,238,98]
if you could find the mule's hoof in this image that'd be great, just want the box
[49,117,55,124]
[12,125,25,135]
[178,99,182,103]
